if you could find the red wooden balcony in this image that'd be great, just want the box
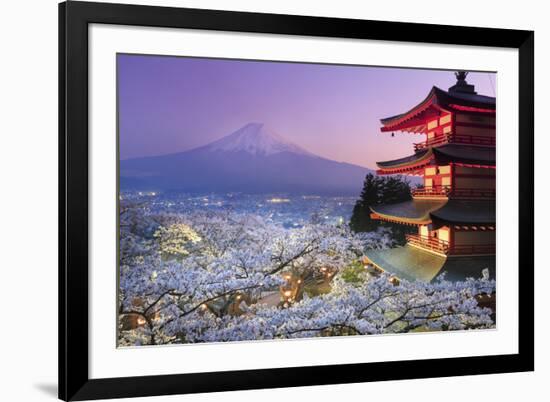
[406,234,495,255]
[414,133,496,151]
[406,234,449,254]
[411,186,450,198]
[412,186,495,199]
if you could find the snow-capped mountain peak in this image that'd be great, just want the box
[121,122,375,194]
[204,123,311,156]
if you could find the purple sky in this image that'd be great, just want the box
[118,54,495,169]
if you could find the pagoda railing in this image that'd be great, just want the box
[406,234,449,254]
[414,133,496,151]
[413,135,448,151]
[412,186,495,199]
[406,234,495,255]
[411,186,450,198]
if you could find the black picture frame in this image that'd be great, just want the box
[59,1,534,400]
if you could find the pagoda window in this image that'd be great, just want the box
[419,225,431,238]
[443,125,452,134]
[425,167,437,176]
[441,176,451,187]
[438,227,450,243]
[425,178,433,188]
[427,119,439,130]
[439,165,451,175]
[439,114,452,126]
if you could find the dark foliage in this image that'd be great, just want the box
[350,174,414,243]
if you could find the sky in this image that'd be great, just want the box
[118,54,496,169]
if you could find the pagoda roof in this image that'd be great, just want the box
[432,144,495,165]
[364,245,495,282]
[376,148,432,170]
[376,144,495,174]
[430,199,496,225]
[380,86,496,133]
[370,199,447,225]
[370,198,495,226]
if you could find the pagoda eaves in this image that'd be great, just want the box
[365,73,497,281]
[376,144,495,175]
[369,199,495,227]
[380,86,495,134]
[364,246,495,283]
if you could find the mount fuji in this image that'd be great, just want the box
[120,123,374,195]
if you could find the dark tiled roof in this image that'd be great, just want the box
[371,198,495,225]
[365,245,446,282]
[365,245,495,282]
[381,86,495,126]
[441,255,496,282]
[430,199,496,224]
[376,149,432,169]
[376,144,495,170]
[443,87,496,106]
[433,144,495,165]
[370,199,447,224]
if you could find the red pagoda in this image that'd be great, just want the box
[364,72,496,282]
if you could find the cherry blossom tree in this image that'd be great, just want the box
[118,204,494,346]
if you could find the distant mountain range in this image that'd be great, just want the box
[120,123,375,195]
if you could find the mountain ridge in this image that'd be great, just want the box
[198,122,314,157]
[120,123,374,195]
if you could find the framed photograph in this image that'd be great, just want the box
[59,1,534,400]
